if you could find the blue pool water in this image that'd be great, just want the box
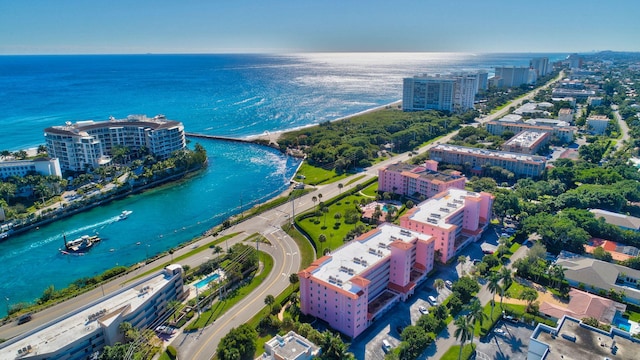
[194,273,220,290]
[613,311,631,332]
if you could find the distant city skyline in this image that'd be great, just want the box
[1,0,639,54]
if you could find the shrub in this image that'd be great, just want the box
[166,346,177,359]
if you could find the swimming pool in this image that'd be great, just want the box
[194,273,220,289]
[613,311,631,332]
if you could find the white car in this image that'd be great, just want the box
[382,339,392,352]
[419,306,429,315]
[445,280,453,289]
[494,328,505,335]
[428,295,438,306]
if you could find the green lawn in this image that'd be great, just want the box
[282,223,316,269]
[295,162,349,185]
[441,344,475,360]
[296,183,381,254]
[360,182,378,197]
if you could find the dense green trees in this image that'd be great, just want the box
[217,324,258,360]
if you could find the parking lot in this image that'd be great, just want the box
[349,230,499,359]
[475,320,534,360]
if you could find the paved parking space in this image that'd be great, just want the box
[476,320,534,360]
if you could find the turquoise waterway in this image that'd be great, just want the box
[0,140,300,316]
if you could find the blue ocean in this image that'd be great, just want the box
[0,52,564,315]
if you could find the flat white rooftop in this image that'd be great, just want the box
[504,130,548,148]
[1,268,178,360]
[431,144,546,163]
[310,224,431,294]
[407,188,473,227]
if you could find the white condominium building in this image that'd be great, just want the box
[0,265,187,360]
[45,115,186,172]
[403,72,481,113]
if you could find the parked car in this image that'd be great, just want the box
[428,295,438,306]
[444,280,453,289]
[503,314,519,323]
[382,339,392,352]
[494,328,505,335]
[419,306,429,315]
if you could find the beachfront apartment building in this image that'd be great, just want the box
[299,224,436,338]
[402,72,481,113]
[377,160,466,199]
[0,264,187,360]
[0,157,62,179]
[530,57,550,77]
[501,131,550,155]
[492,66,537,88]
[428,144,547,178]
[399,188,493,263]
[485,116,575,143]
[44,115,186,172]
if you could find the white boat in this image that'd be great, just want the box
[119,210,133,220]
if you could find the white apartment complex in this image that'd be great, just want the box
[403,72,482,113]
[492,66,537,88]
[0,265,186,360]
[0,158,62,179]
[44,115,186,172]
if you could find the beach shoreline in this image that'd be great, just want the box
[245,100,402,144]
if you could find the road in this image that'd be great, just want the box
[611,104,630,152]
[0,72,563,357]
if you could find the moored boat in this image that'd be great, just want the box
[60,234,101,255]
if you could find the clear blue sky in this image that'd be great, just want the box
[1,0,638,54]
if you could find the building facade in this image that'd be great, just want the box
[377,160,466,199]
[44,115,186,172]
[402,72,481,112]
[399,188,493,263]
[428,144,547,177]
[530,57,550,77]
[0,265,186,360]
[586,114,610,134]
[0,157,62,179]
[493,66,537,88]
[299,224,435,338]
[485,117,575,143]
[558,108,574,124]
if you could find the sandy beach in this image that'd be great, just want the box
[245,100,402,145]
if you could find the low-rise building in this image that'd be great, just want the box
[486,117,574,143]
[555,252,640,305]
[502,131,550,155]
[588,96,603,106]
[0,157,62,179]
[399,188,493,263]
[45,115,186,172]
[558,108,574,124]
[529,315,640,360]
[539,288,626,324]
[0,265,186,360]
[590,209,640,231]
[586,114,611,134]
[377,160,466,199]
[429,144,547,177]
[260,331,321,360]
[299,223,435,338]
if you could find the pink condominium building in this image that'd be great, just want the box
[400,188,493,263]
[299,224,435,338]
[377,160,466,199]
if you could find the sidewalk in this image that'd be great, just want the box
[425,244,529,359]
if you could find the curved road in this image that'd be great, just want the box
[0,73,563,359]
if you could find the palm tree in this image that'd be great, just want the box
[464,299,487,347]
[548,264,565,288]
[434,279,445,294]
[499,267,512,310]
[318,234,327,255]
[519,288,539,313]
[458,255,467,275]
[311,196,318,215]
[338,183,344,194]
[454,315,473,360]
[264,294,275,312]
[487,273,501,320]
[167,300,181,321]
[322,206,329,227]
